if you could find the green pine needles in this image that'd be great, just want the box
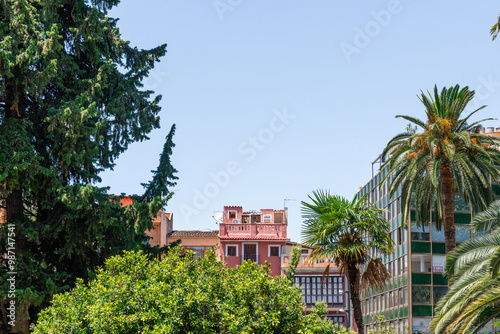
[0,0,176,331]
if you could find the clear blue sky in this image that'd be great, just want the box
[101,1,500,242]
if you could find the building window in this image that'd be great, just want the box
[228,211,236,219]
[325,315,344,326]
[294,275,344,307]
[182,246,210,260]
[226,245,238,257]
[263,214,272,223]
[269,245,280,257]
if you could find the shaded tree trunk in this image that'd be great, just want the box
[440,161,456,254]
[347,265,364,334]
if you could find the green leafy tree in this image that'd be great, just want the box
[431,200,500,334]
[0,0,172,332]
[381,85,500,254]
[301,190,394,334]
[32,249,351,334]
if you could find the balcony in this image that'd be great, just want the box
[219,223,287,240]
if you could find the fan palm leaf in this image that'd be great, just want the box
[301,190,393,334]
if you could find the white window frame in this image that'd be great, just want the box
[263,214,272,223]
[225,244,238,257]
[268,245,281,257]
[242,242,258,264]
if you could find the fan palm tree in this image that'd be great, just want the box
[301,190,393,334]
[431,200,500,334]
[381,85,500,254]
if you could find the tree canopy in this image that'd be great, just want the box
[381,85,500,254]
[33,249,351,334]
[0,0,174,331]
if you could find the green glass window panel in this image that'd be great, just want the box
[493,184,500,196]
[432,242,446,254]
[410,210,416,221]
[412,286,431,304]
[412,273,431,284]
[431,223,445,242]
[433,273,448,286]
[412,305,433,317]
[433,286,448,304]
[411,242,431,253]
[456,225,471,243]
[404,306,408,317]
[454,212,471,224]
[411,223,430,241]
[454,195,471,212]
[403,243,407,255]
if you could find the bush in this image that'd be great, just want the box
[33,249,352,333]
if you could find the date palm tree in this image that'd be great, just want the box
[301,190,393,334]
[381,85,500,254]
[491,14,500,40]
[431,200,500,334]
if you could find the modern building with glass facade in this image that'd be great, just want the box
[357,129,500,334]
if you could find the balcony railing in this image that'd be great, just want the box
[219,223,287,240]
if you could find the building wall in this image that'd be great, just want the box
[358,152,500,334]
[281,243,352,330]
[221,240,284,276]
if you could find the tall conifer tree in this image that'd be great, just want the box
[141,124,179,202]
[0,1,171,332]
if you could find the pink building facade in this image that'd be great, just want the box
[219,206,288,276]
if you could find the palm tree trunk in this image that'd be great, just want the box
[347,265,364,334]
[440,161,456,254]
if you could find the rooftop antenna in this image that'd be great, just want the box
[212,211,223,225]
[284,198,296,224]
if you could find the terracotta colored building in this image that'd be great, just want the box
[219,206,288,276]
[146,211,173,247]
[166,229,220,259]
[119,196,173,248]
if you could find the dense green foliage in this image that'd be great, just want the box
[142,124,178,202]
[431,200,500,333]
[381,85,500,253]
[301,190,393,334]
[0,0,172,331]
[33,249,350,334]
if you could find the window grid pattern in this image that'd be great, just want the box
[295,276,344,307]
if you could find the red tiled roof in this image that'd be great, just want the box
[168,230,219,238]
